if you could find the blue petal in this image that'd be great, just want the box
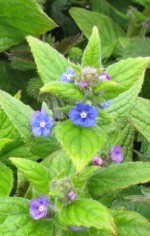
[73,117,96,127]
[66,67,76,76]
[46,117,54,128]
[88,107,98,118]
[100,100,112,109]
[68,108,80,120]
[40,196,49,207]
[32,127,42,136]
[30,111,41,126]
[75,103,87,112]
[41,128,50,137]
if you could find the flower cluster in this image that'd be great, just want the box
[30,111,54,137]
[68,103,98,128]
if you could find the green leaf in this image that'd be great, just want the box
[115,38,150,59]
[130,97,150,142]
[104,57,150,99]
[56,120,107,172]
[59,199,117,235]
[10,158,50,194]
[0,0,57,52]
[0,138,12,151]
[81,26,101,69]
[120,122,135,162]
[0,163,13,196]
[69,7,125,58]
[112,209,150,236]
[0,90,58,157]
[27,36,70,84]
[132,0,150,7]
[88,162,150,196]
[0,197,55,235]
[41,81,84,101]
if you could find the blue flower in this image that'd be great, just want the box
[100,100,112,109]
[29,196,49,220]
[60,67,76,83]
[30,111,54,137]
[68,103,98,127]
[70,226,87,231]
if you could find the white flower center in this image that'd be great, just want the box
[40,121,46,128]
[66,74,72,79]
[39,205,45,212]
[80,112,87,119]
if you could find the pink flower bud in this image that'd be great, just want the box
[92,156,103,166]
[68,191,76,201]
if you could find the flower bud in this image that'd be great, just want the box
[110,145,124,163]
[99,72,111,81]
[68,191,76,201]
[92,156,103,166]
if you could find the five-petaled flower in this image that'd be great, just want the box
[110,145,124,163]
[99,72,111,81]
[100,100,112,109]
[70,226,87,231]
[29,196,49,220]
[68,103,98,127]
[60,67,76,83]
[30,111,54,137]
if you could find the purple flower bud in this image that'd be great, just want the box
[110,145,124,163]
[30,111,54,137]
[70,226,87,231]
[60,67,76,83]
[100,100,112,109]
[92,156,103,166]
[29,196,49,220]
[68,191,76,201]
[99,72,111,81]
[68,103,98,128]
[144,17,150,29]
[79,80,88,88]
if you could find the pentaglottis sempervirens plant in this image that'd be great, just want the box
[0,25,150,236]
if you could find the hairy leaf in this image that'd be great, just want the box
[88,162,150,196]
[59,199,117,235]
[0,163,13,196]
[27,36,70,84]
[10,158,50,194]
[56,120,106,172]
[0,0,57,51]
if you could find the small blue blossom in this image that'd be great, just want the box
[29,196,49,220]
[30,111,54,137]
[110,145,124,163]
[100,100,112,109]
[70,226,87,231]
[60,67,76,83]
[68,103,98,128]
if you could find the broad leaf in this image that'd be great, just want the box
[104,57,150,99]
[0,138,12,152]
[27,36,70,84]
[0,163,13,196]
[112,209,150,236]
[0,197,55,235]
[130,97,150,142]
[59,199,117,235]
[88,162,150,196]
[0,90,58,157]
[10,158,50,194]
[56,120,107,172]
[69,7,125,58]
[41,81,84,101]
[81,26,101,69]
[0,0,57,52]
